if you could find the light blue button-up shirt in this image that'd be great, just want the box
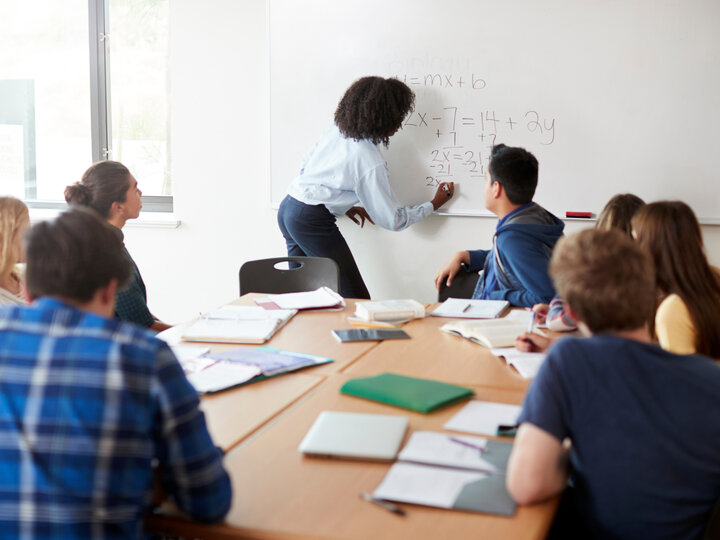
[287,125,434,231]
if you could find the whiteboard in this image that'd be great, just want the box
[269,0,720,221]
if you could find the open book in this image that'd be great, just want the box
[373,431,516,515]
[182,305,296,344]
[440,318,527,348]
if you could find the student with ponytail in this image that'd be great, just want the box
[65,161,171,331]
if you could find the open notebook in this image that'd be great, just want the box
[440,318,527,348]
[373,431,516,516]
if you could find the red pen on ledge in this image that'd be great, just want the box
[566,211,592,218]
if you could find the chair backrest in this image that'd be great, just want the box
[437,268,479,302]
[239,257,340,296]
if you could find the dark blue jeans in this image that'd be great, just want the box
[277,195,371,299]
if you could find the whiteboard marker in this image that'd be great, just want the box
[566,211,592,218]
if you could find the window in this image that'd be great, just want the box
[0,0,172,212]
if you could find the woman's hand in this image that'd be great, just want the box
[345,207,375,228]
[515,332,553,353]
[431,182,454,210]
[434,251,470,292]
[532,303,550,326]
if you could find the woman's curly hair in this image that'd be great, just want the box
[334,76,415,147]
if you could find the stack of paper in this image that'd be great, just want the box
[431,298,510,319]
[182,305,296,344]
[354,299,425,323]
[256,287,345,311]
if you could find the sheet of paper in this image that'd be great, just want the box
[186,362,262,393]
[431,298,509,319]
[444,401,522,436]
[491,347,546,379]
[502,309,534,325]
[373,462,487,508]
[398,431,497,473]
[261,287,344,310]
[207,305,295,321]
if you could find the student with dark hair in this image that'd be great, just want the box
[506,228,720,539]
[65,160,170,331]
[0,207,231,537]
[434,144,563,307]
[278,76,454,299]
[632,201,720,358]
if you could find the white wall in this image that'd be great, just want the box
[124,0,720,325]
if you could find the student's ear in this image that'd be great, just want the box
[491,180,503,200]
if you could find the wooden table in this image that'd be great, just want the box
[149,299,557,539]
[148,374,556,540]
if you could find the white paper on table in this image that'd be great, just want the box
[183,318,281,341]
[491,347,546,379]
[206,305,295,321]
[444,401,522,436]
[398,431,497,473]
[169,345,215,375]
[260,287,344,310]
[186,362,262,393]
[373,462,487,508]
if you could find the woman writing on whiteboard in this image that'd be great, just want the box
[278,76,454,298]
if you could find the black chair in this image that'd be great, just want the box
[239,256,340,296]
[437,266,479,302]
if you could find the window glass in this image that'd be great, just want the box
[109,0,171,196]
[0,0,91,201]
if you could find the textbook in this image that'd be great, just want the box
[373,431,516,516]
[440,318,527,348]
[354,299,425,323]
[181,305,296,344]
[340,373,474,413]
[430,298,510,319]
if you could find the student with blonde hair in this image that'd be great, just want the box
[632,201,720,358]
[0,197,30,305]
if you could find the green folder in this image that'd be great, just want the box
[340,373,474,413]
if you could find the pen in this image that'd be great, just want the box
[527,311,536,334]
[350,321,398,329]
[449,436,487,454]
[359,492,406,516]
[442,184,451,196]
[462,304,472,313]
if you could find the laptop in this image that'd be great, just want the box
[298,411,409,461]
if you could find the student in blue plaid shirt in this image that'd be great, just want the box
[65,161,171,332]
[0,207,231,538]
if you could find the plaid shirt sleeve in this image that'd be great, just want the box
[152,345,232,522]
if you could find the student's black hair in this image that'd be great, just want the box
[487,144,538,205]
[334,76,415,147]
[25,207,131,303]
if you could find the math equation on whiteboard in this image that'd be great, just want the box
[395,72,556,188]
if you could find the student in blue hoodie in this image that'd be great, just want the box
[433,144,564,307]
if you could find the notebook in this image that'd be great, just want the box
[298,411,409,461]
[340,373,474,413]
[256,287,345,311]
[373,432,516,516]
[181,305,296,344]
[440,318,527,348]
[430,298,510,319]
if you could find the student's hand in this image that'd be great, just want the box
[345,207,375,228]
[532,303,550,325]
[434,251,470,292]
[515,332,553,353]
[431,182,454,210]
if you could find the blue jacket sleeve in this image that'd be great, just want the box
[484,234,557,307]
[466,249,490,272]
